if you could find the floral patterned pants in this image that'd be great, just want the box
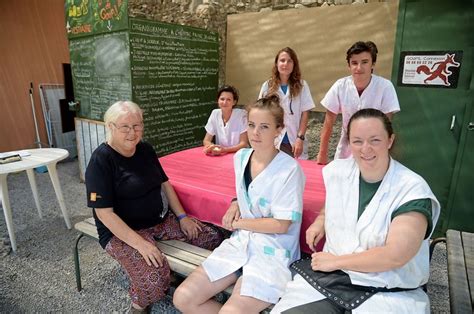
[105,212,223,308]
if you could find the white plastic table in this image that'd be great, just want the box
[0,148,71,251]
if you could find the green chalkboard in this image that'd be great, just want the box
[65,0,129,38]
[129,18,219,156]
[68,15,219,156]
[69,31,132,120]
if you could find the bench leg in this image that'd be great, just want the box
[74,233,85,292]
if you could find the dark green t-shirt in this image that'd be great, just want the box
[358,175,433,239]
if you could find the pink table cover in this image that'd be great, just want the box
[160,147,326,253]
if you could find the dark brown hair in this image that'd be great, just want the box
[346,41,378,64]
[217,85,239,103]
[347,108,393,140]
[266,47,302,98]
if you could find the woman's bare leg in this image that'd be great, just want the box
[173,266,238,314]
[220,276,271,314]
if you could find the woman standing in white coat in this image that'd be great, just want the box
[272,108,440,313]
[316,41,400,164]
[174,95,306,314]
[259,47,315,159]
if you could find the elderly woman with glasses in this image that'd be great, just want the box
[85,101,223,313]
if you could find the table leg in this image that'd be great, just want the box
[0,174,17,251]
[46,163,72,229]
[26,168,43,219]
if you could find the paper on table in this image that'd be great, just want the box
[17,150,31,157]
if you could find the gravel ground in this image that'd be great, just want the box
[0,113,449,312]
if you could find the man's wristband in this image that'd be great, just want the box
[231,197,238,203]
[177,213,187,221]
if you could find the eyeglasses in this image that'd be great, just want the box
[112,122,144,133]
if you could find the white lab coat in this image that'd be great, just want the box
[321,74,400,159]
[202,148,305,303]
[204,108,247,147]
[259,80,315,159]
[272,158,440,313]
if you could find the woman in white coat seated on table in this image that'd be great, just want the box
[174,94,306,313]
[271,108,440,314]
[203,85,248,156]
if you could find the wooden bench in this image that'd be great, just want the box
[431,229,474,313]
[73,218,236,297]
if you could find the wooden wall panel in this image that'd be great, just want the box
[226,1,399,111]
[0,0,69,152]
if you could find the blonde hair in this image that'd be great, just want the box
[246,94,285,129]
[104,101,143,142]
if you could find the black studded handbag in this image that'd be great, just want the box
[290,258,417,311]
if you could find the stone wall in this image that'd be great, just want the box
[128,0,388,85]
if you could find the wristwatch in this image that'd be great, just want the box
[297,134,305,141]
